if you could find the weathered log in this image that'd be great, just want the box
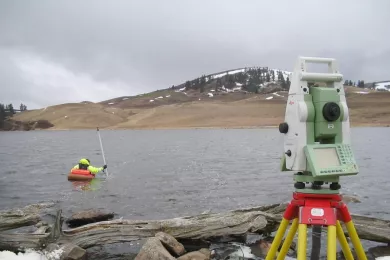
[0,209,62,252]
[0,232,51,251]
[59,205,390,249]
[342,214,390,244]
[0,202,55,231]
[59,204,280,249]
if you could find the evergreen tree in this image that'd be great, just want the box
[348,80,353,86]
[7,104,15,114]
[215,78,222,91]
[200,75,206,85]
[271,70,275,82]
[344,80,349,85]
[266,73,270,82]
[280,73,287,89]
[360,80,365,88]
[0,103,5,127]
[20,103,27,111]
[185,81,191,90]
[199,75,206,93]
[286,76,291,89]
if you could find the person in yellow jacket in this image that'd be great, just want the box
[73,158,107,175]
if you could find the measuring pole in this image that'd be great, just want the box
[97,127,108,176]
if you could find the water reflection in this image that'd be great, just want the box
[69,177,105,191]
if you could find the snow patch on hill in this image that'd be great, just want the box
[206,67,291,82]
[210,68,246,79]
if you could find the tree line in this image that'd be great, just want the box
[0,103,28,127]
[343,80,368,88]
[182,67,291,94]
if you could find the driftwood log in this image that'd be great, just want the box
[0,203,62,251]
[59,204,283,248]
[1,201,390,253]
[0,202,56,232]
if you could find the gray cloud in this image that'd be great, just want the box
[1,0,389,108]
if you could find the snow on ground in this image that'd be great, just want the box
[0,247,64,260]
[266,96,273,100]
[171,67,292,94]
[271,69,291,81]
[219,243,297,260]
[122,97,129,100]
[149,100,154,102]
[210,68,246,79]
[108,102,114,105]
[0,250,45,260]
[356,91,370,94]
[220,86,242,93]
[223,243,257,259]
[207,93,213,97]
[272,92,284,97]
[165,95,171,98]
[175,87,186,92]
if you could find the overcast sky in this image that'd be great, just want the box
[1,0,389,109]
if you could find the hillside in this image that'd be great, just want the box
[11,67,390,130]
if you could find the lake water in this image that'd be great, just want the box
[0,127,390,258]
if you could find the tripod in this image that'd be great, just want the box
[265,192,367,260]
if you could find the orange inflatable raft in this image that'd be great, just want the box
[67,169,95,181]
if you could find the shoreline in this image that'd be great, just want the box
[2,123,389,132]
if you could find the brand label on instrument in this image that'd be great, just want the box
[311,208,324,217]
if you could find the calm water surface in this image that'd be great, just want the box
[0,127,389,223]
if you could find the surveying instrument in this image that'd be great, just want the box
[265,57,367,260]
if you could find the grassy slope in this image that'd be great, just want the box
[12,86,390,129]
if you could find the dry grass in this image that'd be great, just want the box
[13,103,135,129]
[12,90,390,130]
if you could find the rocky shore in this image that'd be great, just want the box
[0,198,390,259]
[0,119,54,131]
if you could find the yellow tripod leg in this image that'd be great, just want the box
[277,218,299,260]
[265,218,290,260]
[345,221,368,260]
[327,225,337,260]
[336,221,354,260]
[297,223,307,260]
